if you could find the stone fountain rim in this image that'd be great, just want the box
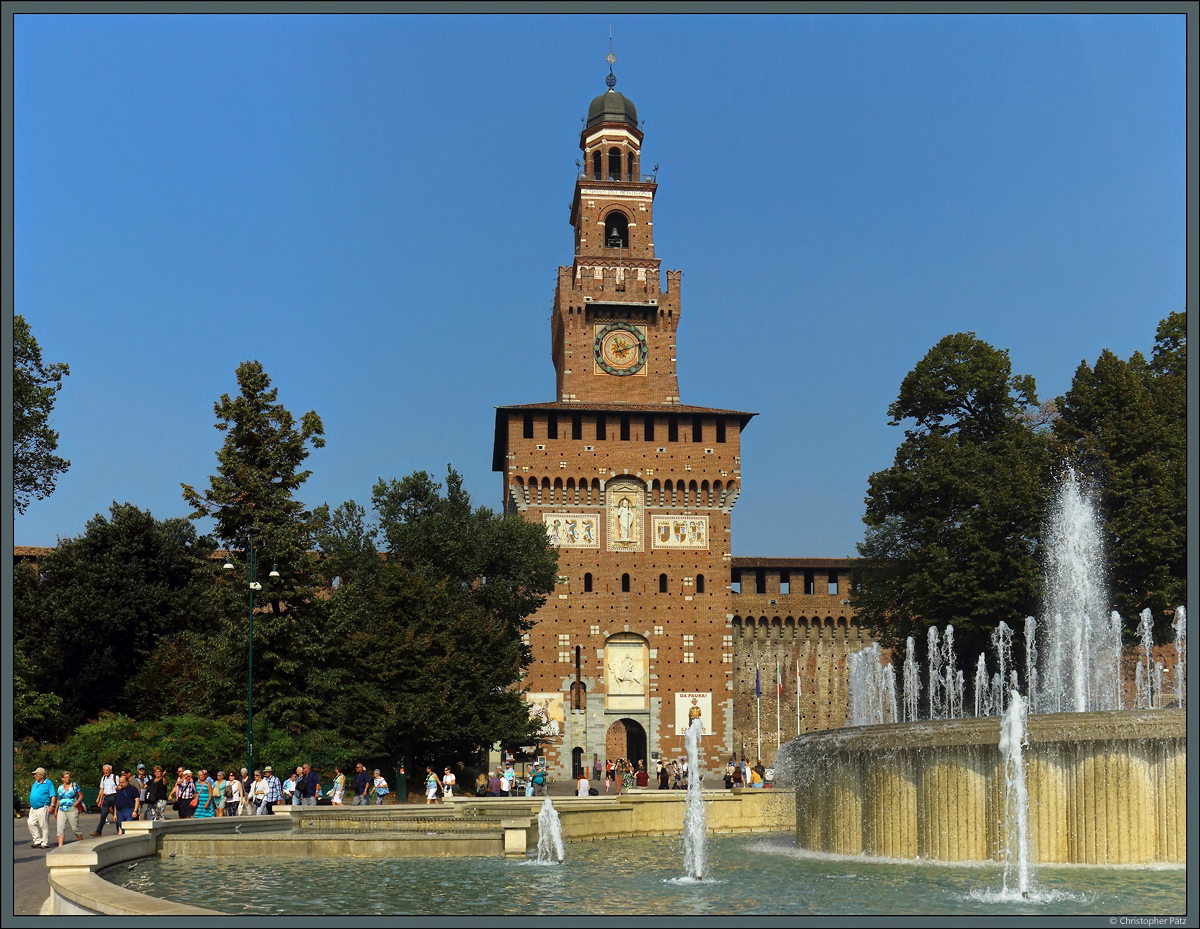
[782,707,1185,753]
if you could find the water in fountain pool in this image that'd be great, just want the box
[105,833,1185,916]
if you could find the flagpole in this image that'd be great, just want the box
[755,664,761,762]
[796,662,802,736]
[775,659,781,750]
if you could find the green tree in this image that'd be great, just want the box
[13,503,215,739]
[329,562,542,770]
[1053,312,1187,625]
[852,333,1052,667]
[180,361,329,744]
[315,468,558,771]
[372,466,560,640]
[14,314,70,513]
[13,638,63,735]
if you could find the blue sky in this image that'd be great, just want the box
[13,13,1187,557]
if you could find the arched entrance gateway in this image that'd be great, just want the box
[603,718,648,770]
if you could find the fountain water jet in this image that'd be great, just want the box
[1037,468,1120,713]
[1172,606,1186,708]
[681,717,707,880]
[974,655,990,717]
[927,626,942,719]
[992,621,1014,716]
[902,636,920,722]
[999,690,1031,898]
[848,643,897,726]
[536,796,564,864]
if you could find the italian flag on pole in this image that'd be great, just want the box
[776,661,783,695]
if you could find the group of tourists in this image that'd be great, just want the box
[25,759,399,847]
[724,756,768,788]
[473,763,519,798]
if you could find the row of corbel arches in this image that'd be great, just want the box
[732,615,860,639]
[509,475,740,510]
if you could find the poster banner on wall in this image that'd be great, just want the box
[525,693,565,739]
[674,692,712,736]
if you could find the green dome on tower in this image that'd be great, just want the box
[586,89,638,129]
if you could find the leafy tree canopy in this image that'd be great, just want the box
[13,503,215,739]
[14,314,70,513]
[312,467,558,770]
[181,359,325,563]
[853,333,1051,667]
[1053,311,1186,624]
[372,466,559,637]
[176,361,330,744]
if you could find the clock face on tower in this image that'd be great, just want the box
[594,322,648,376]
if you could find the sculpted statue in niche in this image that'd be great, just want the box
[606,480,644,552]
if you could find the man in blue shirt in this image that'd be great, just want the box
[352,762,370,805]
[297,764,320,807]
[28,767,56,848]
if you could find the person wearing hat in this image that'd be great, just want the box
[261,766,282,814]
[88,764,120,836]
[27,767,55,848]
[132,763,148,807]
[174,770,197,819]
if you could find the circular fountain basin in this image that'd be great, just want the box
[787,708,1186,865]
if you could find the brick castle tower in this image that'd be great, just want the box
[492,63,754,779]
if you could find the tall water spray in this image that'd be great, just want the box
[992,622,1014,716]
[536,797,564,864]
[1024,615,1038,712]
[943,626,961,719]
[927,626,943,719]
[903,637,920,722]
[1038,469,1121,713]
[1173,606,1187,708]
[974,655,991,717]
[1137,608,1156,708]
[848,643,897,726]
[999,690,1032,898]
[681,717,707,880]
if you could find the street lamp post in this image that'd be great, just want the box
[224,531,277,778]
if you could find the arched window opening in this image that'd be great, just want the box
[695,573,705,593]
[571,679,587,712]
[621,573,631,593]
[658,573,668,593]
[584,572,593,592]
[592,151,602,179]
[608,146,622,180]
[604,211,629,249]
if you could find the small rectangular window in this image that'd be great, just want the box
[828,573,839,595]
[779,572,790,595]
[755,569,766,594]
[596,415,606,440]
[804,570,815,595]
[716,418,727,443]
[692,416,702,442]
[547,415,558,439]
[668,416,679,442]
[644,416,655,441]
[731,570,741,594]
[523,413,534,439]
[572,414,582,439]
[620,415,630,441]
